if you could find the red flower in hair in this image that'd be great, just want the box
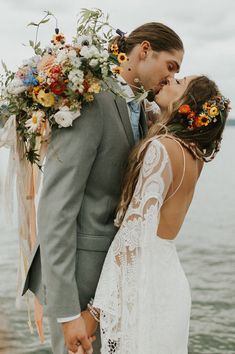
[187,111,196,120]
[178,104,191,114]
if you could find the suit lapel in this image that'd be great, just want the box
[114,96,135,147]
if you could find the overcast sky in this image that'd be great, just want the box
[0,0,234,116]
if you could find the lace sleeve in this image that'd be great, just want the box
[121,138,173,234]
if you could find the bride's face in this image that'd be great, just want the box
[155,75,197,109]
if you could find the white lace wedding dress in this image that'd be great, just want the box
[93,138,191,354]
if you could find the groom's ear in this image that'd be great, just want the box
[139,41,152,59]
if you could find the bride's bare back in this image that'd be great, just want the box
[157,136,204,240]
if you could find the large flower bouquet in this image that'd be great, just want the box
[0,9,131,166]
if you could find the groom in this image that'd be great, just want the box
[23,22,183,354]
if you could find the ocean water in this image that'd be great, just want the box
[0,127,234,354]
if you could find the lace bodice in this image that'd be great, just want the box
[94,138,190,353]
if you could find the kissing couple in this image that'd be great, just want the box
[23,20,230,354]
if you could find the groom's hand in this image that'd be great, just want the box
[62,316,93,354]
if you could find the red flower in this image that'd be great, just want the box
[50,66,61,75]
[83,80,90,93]
[178,104,191,114]
[50,81,66,95]
[187,111,196,120]
[49,66,62,81]
[193,116,202,128]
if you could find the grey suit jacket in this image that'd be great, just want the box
[23,89,147,318]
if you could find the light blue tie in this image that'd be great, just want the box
[128,100,141,143]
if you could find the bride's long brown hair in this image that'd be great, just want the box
[115,76,229,226]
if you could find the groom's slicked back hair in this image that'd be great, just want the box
[112,22,184,54]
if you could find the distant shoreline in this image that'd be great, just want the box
[227,119,235,126]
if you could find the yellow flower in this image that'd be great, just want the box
[202,102,210,111]
[110,44,119,52]
[209,105,219,117]
[88,82,101,94]
[36,76,44,84]
[117,52,128,63]
[112,67,122,75]
[33,89,55,107]
[33,86,41,95]
[84,93,94,102]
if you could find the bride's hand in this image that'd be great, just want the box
[81,310,98,338]
[69,336,96,354]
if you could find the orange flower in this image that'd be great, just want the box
[51,33,65,45]
[197,114,210,126]
[178,104,191,114]
[193,116,203,128]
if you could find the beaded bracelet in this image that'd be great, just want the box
[87,298,100,323]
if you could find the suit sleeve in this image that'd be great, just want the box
[37,97,104,317]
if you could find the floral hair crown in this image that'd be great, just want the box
[177,95,230,130]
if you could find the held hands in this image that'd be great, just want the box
[62,316,94,354]
[81,309,98,338]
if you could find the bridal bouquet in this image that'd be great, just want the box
[0,9,130,166]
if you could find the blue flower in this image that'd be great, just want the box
[22,69,39,86]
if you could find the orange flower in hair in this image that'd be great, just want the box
[198,114,210,126]
[193,116,203,128]
[178,104,191,114]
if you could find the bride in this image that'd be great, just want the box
[79,75,230,354]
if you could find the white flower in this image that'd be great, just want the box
[67,49,77,59]
[68,68,84,81]
[80,45,99,59]
[89,59,99,67]
[101,65,109,77]
[75,35,92,48]
[70,56,82,68]
[55,49,69,64]
[7,78,27,95]
[54,106,81,128]
[99,50,109,60]
[25,111,45,133]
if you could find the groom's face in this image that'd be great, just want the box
[137,48,184,93]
